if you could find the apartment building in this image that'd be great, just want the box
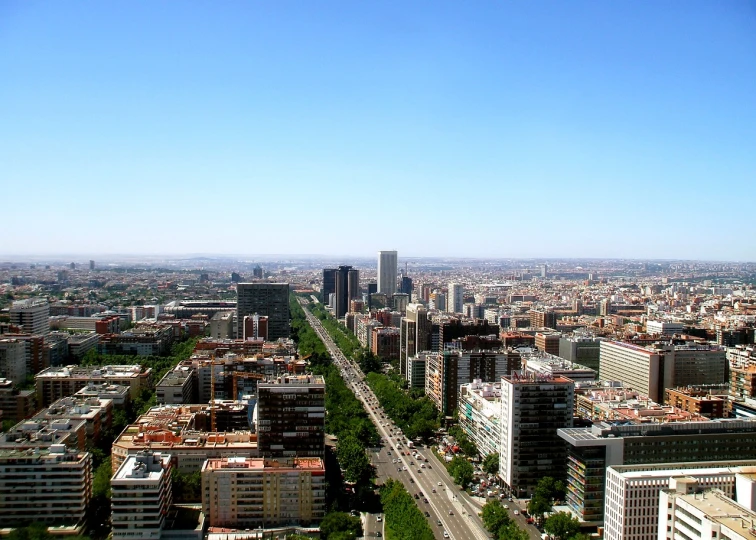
[257,375,325,458]
[406,352,429,389]
[34,395,113,445]
[0,417,87,451]
[534,332,561,355]
[74,382,130,408]
[111,451,173,540]
[35,364,152,407]
[426,350,515,416]
[0,445,92,533]
[9,298,50,336]
[0,338,28,383]
[664,387,727,418]
[499,373,574,497]
[0,378,36,422]
[112,405,257,473]
[201,457,325,528]
[458,380,501,458]
[156,366,196,404]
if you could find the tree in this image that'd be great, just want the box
[481,499,511,536]
[337,435,372,483]
[448,456,474,488]
[320,512,362,539]
[482,452,500,475]
[527,496,551,520]
[498,524,530,540]
[543,512,581,540]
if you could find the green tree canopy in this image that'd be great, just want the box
[482,453,500,475]
[320,512,362,540]
[337,434,372,483]
[543,512,581,540]
[448,456,475,488]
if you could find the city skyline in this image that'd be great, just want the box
[2,2,755,259]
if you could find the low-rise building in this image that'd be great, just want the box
[201,457,325,528]
[112,405,257,473]
[34,396,113,445]
[0,417,87,451]
[156,366,196,404]
[35,364,152,407]
[665,387,727,419]
[74,382,130,408]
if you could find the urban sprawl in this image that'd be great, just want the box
[1,253,756,540]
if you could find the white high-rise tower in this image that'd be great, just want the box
[448,283,464,314]
[377,251,398,297]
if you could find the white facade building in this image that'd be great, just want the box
[646,320,685,336]
[10,298,50,336]
[659,479,756,540]
[458,380,501,458]
[111,451,173,540]
[0,338,28,383]
[448,283,464,314]
[604,461,756,540]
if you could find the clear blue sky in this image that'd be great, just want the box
[1,2,755,260]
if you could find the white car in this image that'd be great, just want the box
[376,516,382,522]
[513,510,519,515]
[443,532,449,539]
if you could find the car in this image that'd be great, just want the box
[414,494,419,499]
[432,488,436,493]
[504,504,509,509]
[449,510,453,515]
[437,520,442,526]
[397,468,402,472]
[423,498,428,503]
[417,469,422,473]
[376,533,382,538]
[376,516,382,522]
[424,511,430,517]
[410,478,414,483]
[514,510,520,515]
[438,482,443,486]
[443,531,449,538]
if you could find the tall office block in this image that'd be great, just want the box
[377,251,397,297]
[89,260,95,271]
[0,338,28,383]
[348,269,360,300]
[236,283,290,341]
[400,304,430,376]
[400,275,413,296]
[257,375,325,458]
[448,283,464,314]
[10,298,50,336]
[334,266,352,318]
[600,341,727,403]
[499,373,574,498]
[322,269,337,305]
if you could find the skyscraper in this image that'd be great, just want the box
[334,266,352,318]
[377,250,397,297]
[400,275,413,296]
[236,283,290,341]
[322,269,336,305]
[348,268,360,300]
[448,283,464,314]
